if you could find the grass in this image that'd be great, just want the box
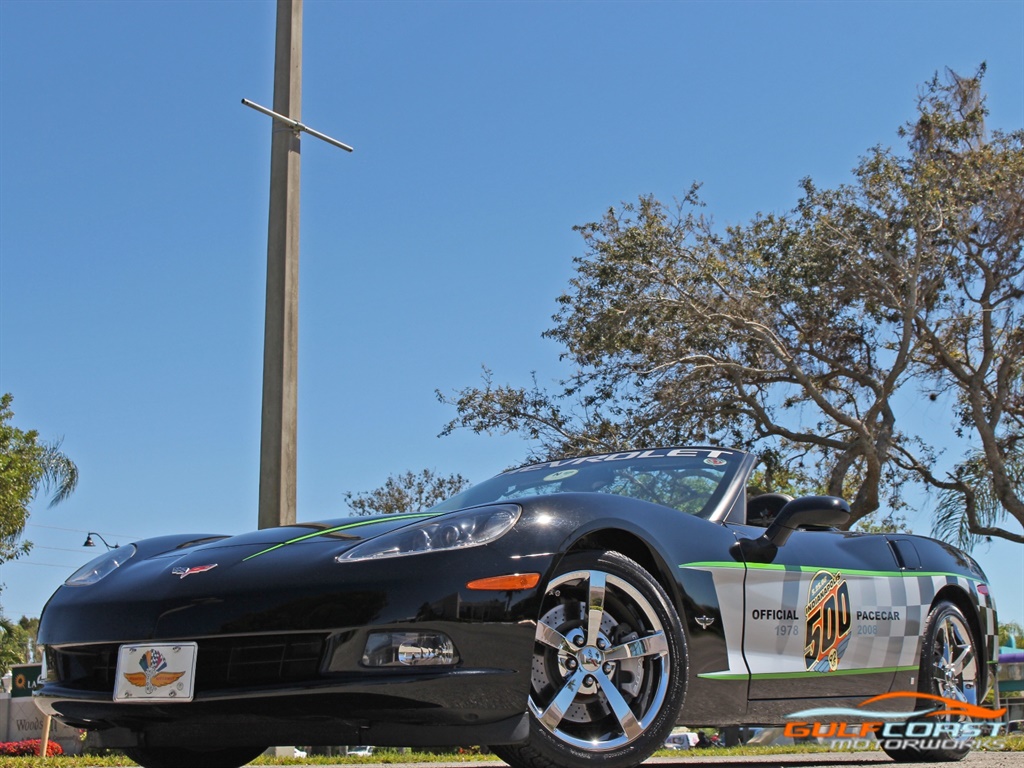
[2,735,1021,768]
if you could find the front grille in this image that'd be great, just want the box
[197,634,325,689]
[50,633,329,694]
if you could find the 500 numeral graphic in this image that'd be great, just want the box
[804,571,851,672]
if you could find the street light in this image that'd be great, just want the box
[83,532,118,550]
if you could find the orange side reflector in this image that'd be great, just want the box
[466,573,541,591]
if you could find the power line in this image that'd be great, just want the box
[32,545,93,555]
[2,560,75,570]
[26,522,141,539]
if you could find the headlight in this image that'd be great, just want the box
[65,544,137,586]
[336,505,520,562]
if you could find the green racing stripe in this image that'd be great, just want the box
[698,665,919,681]
[679,560,984,582]
[242,513,438,561]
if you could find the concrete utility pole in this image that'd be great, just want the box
[258,0,302,530]
[247,0,352,530]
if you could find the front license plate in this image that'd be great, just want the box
[113,643,197,703]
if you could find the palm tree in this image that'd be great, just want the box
[932,444,1024,552]
[38,438,79,507]
[0,393,79,562]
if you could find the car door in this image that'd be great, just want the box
[726,522,913,700]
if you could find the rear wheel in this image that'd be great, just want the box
[123,745,267,768]
[491,551,686,768]
[882,600,978,763]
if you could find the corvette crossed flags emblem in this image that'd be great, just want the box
[171,564,218,579]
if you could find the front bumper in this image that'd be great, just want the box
[37,615,539,746]
[36,541,553,748]
[34,510,576,748]
[36,660,531,748]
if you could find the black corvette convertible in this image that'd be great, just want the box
[35,447,998,768]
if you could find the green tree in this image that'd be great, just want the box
[0,616,40,675]
[999,621,1024,650]
[0,618,27,675]
[344,469,469,516]
[18,615,40,660]
[441,67,1024,540]
[0,393,79,562]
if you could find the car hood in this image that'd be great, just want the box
[40,512,452,644]
[146,511,443,563]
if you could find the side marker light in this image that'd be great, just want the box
[466,573,541,591]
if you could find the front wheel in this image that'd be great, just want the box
[123,744,267,768]
[492,551,687,768]
[882,600,979,763]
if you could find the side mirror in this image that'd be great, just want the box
[765,495,851,547]
[731,495,850,564]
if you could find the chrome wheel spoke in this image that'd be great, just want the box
[949,642,974,678]
[586,570,607,644]
[539,667,587,732]
[944,681,969,703]
[939,622,953,666]
[605,631,668,662]
[536,621,572,653]
[595,668,643,741]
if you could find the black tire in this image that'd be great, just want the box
[491,551,686,768]
[123,744,267,768]
[882,600,979,763]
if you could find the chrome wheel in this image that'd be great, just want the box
[529,567,670,750]
[882,600,978,764]
[492,551,685,768]
[929,611,978,707]
[489,552,688,768]
[491,552,684,768]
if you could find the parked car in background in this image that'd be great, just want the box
[663,732,694,750]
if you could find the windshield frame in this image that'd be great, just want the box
[428,446,749,520]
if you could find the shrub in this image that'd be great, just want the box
[0,738,64,756]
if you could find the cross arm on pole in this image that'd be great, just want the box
[242,98,354,152]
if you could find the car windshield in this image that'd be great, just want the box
[427,447,742,518]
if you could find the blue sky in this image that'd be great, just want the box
[1,0,1021,629]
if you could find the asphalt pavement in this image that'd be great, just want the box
[314,755,1020,768]
[641,753,1022,767]
[44,750,1023,768]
